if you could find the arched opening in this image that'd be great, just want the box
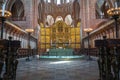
[46,15,54,27]
[95,0,110,18]
[65,14,73,25]
[11,0,25,20]
[55,16,63,22]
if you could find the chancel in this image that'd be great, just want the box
[0,0,120,80]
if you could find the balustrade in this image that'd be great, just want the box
[82,19,120,56]
[0,21,37,58]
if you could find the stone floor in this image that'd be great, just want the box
[16,57,99,80]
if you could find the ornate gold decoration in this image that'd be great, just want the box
[39,21,81,49]
[0,10,12,18]
[107,7,120,16]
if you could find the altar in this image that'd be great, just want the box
[39,21,81,54]
[49,48,73,56]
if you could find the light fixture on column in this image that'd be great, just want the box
[84,28,93,60]
[0,1,12,39]
[107,1,120,80]
[25,28,34,61]
[107,1,120,38]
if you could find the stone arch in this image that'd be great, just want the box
[46,15,54,26]
[55,16,63,23]
[9,0,24,18]
[6,0,24,11]
[6,0,16,10]
[65,14,72,25]
[95,0,105,18]
[101,1,110,18]
[95,0,111,18]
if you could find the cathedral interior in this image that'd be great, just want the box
[0,0,120,80]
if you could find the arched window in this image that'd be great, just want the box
[65,14,72,25]
[55,16,63,22]
[11,0,24,20]
[46,15,54,26]
[57,0,61,5]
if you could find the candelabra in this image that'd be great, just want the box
[25,29,34,61]
[107,6,120,38]
[84,28,93,60]
[0,10,12,39]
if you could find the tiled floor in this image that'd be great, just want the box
[16,57,99,80]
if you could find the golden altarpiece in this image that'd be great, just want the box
[39,21,81,53]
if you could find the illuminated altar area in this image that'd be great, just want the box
[39,20,81,56]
